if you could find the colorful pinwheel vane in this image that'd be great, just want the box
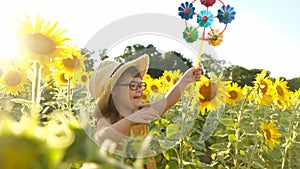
[178,0,236,46]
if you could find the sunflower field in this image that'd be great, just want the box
[1,15,300,169]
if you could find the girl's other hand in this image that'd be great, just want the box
[127,108,159,125]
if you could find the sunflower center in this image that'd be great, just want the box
[277,99,283,106]
[173,78,179,85]
[25,33,56,55]
[260,80,268,94]
[151,85,158,92]
[199,82,217,102]
[142,94,148,100]
[166,75,171,82]
[60,74,68,83]
[265,129,271,140]
[62,55,80,71]
[81,75,88,83]
[188,32,194,38]
[276,86,284,96]
[229,90,238,100]
[4,71,22,86]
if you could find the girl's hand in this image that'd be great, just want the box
[182,67,202,83]
[126,108,159,125]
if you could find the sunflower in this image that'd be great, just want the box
[159,69,183,92]
[0,67,28,96]
[261,121,281,150]
[293,89,300,104]
[14,14,70,66]
[159,70,173,90]
[253,70,273,106]
[197,75,227,115]
[225,81,244,106]
[54,45,86,76]
[272,78,292,106]
[143,73,152,81]
[142,89,150,103]
[142,74,152,87]
[242,85,254,102]
[74,71,91,86]
[147,77,163,95]
[170,69,183,85]
[273,98,287,109]
[52,70,75,88]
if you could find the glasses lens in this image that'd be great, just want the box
[129,81,139,91]
[140,82,147,91]
[128,81,147,91]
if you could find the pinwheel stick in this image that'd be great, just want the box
[195,39,204,68]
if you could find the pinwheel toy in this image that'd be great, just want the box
[178,0,236,67]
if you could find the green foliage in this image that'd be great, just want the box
[201,54,230,78]
[287,77,300,91]
[114,44,194,78]
[62,126,129,169]
[223,66,266,87]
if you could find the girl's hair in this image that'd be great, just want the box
[93,66,142,124]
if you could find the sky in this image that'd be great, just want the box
[1,0,300,79]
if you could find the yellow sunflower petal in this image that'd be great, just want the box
[14,14,70,66]
[197,75,226,115]
[261,121,281,150]
[0,67,28,96]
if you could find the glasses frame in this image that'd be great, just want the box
[118,81,147,91]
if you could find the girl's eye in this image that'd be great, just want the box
[130,83,138,89]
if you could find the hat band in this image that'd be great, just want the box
[110,63,124,77]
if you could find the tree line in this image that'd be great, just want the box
[82,43,300,91]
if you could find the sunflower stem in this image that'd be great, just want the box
[31,61,42,119]
[233,91,249,168]
[178,138,184,169]
[281,104,299,169]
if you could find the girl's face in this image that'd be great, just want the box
[112,75,144,114]
[126,77,144,108]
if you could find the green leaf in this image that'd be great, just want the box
[165,160,178,169]
[62,127,128,169]
[220,118,235,127]
[159,139,179,150]
[11,98,31,105]
[252,161,265,169]
[162,151,170,161]
[228,134,236,142]
[209,142,229,151]
[166,124,180,139]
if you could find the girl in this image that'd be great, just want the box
[89,54,201,168]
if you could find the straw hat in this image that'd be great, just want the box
[89,54,149,112]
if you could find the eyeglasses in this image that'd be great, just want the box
[118,81,147,91]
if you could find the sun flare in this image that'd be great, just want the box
[14,14,70,66]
